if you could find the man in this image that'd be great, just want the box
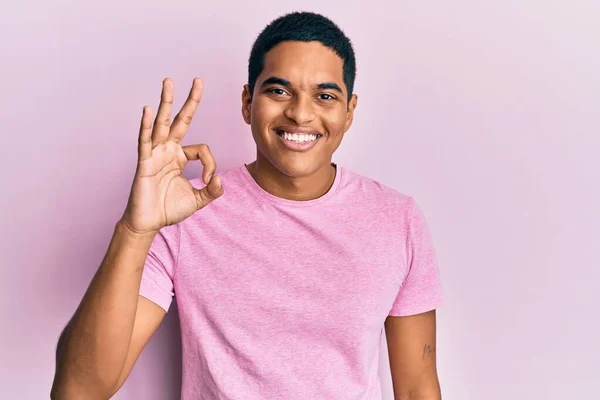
[51,11,444,400]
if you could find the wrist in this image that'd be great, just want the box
[115,219,158,245]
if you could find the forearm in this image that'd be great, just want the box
[51,221,156,399]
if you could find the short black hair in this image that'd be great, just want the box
[247,11,356,102]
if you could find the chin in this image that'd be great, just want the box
[253,130,332,178]
[271,157,327,178]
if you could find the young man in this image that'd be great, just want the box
[51,11,444,400]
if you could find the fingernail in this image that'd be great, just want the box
[206,174,212,184]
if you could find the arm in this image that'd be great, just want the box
[51,77,221,399]
[51,222,166,399]
[385,310,441,400]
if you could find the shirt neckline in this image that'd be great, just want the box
[239,162,343,208]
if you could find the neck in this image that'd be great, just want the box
[246,155,336,201]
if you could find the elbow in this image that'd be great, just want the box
[52,328,119,400]
[50,377,114,400]
[51,358,117,400]
[395,382,442,400]
[50,382,97,400]
[394,374,442,400]
[395,390,442,400]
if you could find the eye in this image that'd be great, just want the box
[267,88,288,96]
[318,93,335,101]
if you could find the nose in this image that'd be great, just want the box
[283,93,316,125]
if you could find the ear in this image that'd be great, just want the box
[344,94,358,132]
[241,84,252,125]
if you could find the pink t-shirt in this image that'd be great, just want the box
[140,163,443,400]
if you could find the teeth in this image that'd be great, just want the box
[282,131,318,142]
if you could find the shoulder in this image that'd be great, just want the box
[338,166,417,212]
[337,166,431,233]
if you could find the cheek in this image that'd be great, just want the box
[251,98,280,126]
[323,111,348,137]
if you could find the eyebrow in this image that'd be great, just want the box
[261,76,291,87]
[260,76,344,94]
[316,82,343,93]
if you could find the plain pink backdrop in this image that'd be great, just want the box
[1,1,599,399]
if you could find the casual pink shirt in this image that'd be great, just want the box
[140,163,444,399]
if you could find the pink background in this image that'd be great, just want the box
[1,1,599,399]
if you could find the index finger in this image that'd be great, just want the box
[182,143,216,185]
[168,78,204,144]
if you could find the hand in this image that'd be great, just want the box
[120,78,223,235]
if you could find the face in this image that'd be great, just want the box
[242,41,358,178]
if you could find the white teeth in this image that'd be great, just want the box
[282,131,318,142]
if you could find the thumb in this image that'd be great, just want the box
[193,175,223,210]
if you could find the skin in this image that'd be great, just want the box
[242,41,357,201]
[51,79,223,399]
[50,40,440,399]
[386,311,442,399]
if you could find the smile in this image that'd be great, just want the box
[274,129,322,143]
[273,129,323,151]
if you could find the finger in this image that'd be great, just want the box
[194,175,223,210]
[182,143,216,185]
[138,106,153,161]
[151,78,174,146]
[169,78,204,144]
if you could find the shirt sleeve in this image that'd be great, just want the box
[139,223,180,312]
[388,198,444,317]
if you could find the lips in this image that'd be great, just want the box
[273,125,323,137]
[272,126,323,151]
[274,129,321,139]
